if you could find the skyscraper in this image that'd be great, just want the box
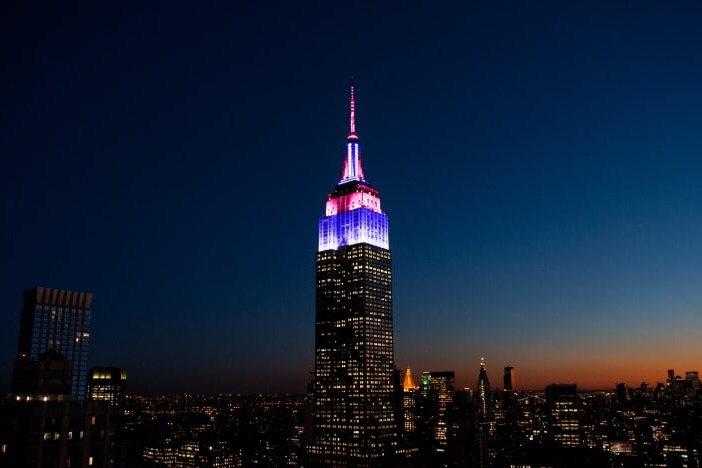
[87,367,128,405]
[476,357,492,420]
[503,366,515,392]
[307,85,395,466]
[402,367,418,434]
[13,287,92,400]
[421,371,456,451]
[545,384,580,447]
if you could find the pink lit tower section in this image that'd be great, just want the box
[308,85,395,466]
[317,85,389,252]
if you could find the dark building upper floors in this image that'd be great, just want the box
[0,399,118,467]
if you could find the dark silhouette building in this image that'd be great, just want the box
[14,287,92,400]
[11,350,73,400]
[503,366,515,392]
[307,84,396,466]
[0,401,118,467]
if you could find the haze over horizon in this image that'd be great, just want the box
[1,1,701,394]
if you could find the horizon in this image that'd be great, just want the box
[2,1,701,395]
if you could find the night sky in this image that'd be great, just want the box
[2,1,701,394]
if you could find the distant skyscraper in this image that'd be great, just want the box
[666,369,685,397]
[13,287,92,400]
[686,371,700,395]
[307,85,395,466]
[545,384,580,447]
[401,367,418,434]
[615,382,629,406]
[476,357,492,420]
[422,371,456,450]
[88,367,127,405]
[503,366,515,392]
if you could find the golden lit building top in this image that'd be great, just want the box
[403,366,418,392]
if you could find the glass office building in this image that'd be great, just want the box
[14,287,92,400]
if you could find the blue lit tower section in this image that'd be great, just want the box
[309,85,395,466]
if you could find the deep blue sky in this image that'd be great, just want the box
[2,1,701,393]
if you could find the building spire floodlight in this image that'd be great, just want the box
[403,366,418,391]
[339,80,365,183]
[348,78,357,139]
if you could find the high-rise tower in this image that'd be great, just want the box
[308,84,395,466]
[12,287,92,400]
[401,367,418,434]
[503,366,515,392]
[476,357,492,420]
[545,384,580,447]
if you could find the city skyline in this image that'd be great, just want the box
[2,1,702,394]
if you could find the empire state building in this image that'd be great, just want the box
[307,85,396,466]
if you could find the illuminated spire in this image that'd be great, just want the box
[403,366,418,392]
[340,81,365,183]
[348,80,357,140]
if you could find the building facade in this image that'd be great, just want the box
[307,85,396,466]
[545,384,580,447]
[420,371,456,451]
[10,350,73,400]
[0,401,118,467]
[13,287,92,400]
[87,367,127,405]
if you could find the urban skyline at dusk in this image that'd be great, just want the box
[2,1,702,394]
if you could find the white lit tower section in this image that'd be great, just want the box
[309,85,395,466]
